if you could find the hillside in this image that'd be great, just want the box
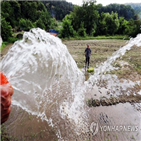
[125,3,141,16]
[1,1,59,41]
[98,3,136,20]
[42,1,74,20]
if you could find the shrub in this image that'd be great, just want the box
[19,18,34,31]
[1,17,13,41]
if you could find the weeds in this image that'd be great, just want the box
[0,125,6,141]
[0,42,8,51]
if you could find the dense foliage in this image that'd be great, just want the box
[1,0,141,42]
[59,1,141,38]
[42,1,74,20]
[125,3,141,17]
[96,12,119,36]
[1,1,56,41]
[1,17,12,41]
[98,4,136,20]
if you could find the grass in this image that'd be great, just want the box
[0,42,7,52]
[65,39,127,68]
[8,37,19,43]
[62,35,130,40]
[107,69,132,79]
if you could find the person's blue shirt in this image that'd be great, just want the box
[85,47,91,58]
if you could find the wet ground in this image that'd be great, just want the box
[1,39,141,141]
[3,101,141,141]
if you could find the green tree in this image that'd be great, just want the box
[42,1,74,20]
[19,1,38,22]
[60,15,76,38]
[97,12,119,35]
[1,17,12,41]
[98,4,135,20]
[71,0,99,35]
[50,18,58,30]
[110,12,119,34]
[39,11,52,30]
[36,18,45,30]
[1,1,21,27]
[116,17,128,34]
[77,22,86,37]
[124,19,141,37]
[19,18,34,31]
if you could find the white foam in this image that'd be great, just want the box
[1,28,86,137]
[87,34,141,97]
[138,90,141,95]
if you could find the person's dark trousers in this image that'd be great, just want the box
[85,56,90,67]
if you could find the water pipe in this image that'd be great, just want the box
[0,71,14,124]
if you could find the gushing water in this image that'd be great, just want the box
[88,34,141,85]
[1,28,141,139]
[1,28,87,138]
[86,34,141,97]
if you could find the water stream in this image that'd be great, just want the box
[1,28,141,140]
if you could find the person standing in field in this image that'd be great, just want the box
[84,44,91,68]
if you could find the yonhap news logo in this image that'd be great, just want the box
[90,122,139,135]
[90,122,99,135]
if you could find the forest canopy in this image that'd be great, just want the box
[59,1,141,38]
[1,1,58,41]
[42,1,74,20]
[1,0,141,41]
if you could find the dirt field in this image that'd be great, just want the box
[64,39,127,68]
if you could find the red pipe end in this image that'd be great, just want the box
[0,71,9,85]
[0,71,14,124]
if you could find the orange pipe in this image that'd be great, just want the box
[0,71,13,124]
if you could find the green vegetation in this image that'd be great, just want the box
[1,1,58,42]
[0,38,18,51]
[42,1,74,20]
[59,1,141,38]
[0,125,15,141]
[125,3,141,16]
[1,42,7,51]
[61,35,129,40]
[1,0,141,50]
[98,4,136,20]
[1,17,12,41]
